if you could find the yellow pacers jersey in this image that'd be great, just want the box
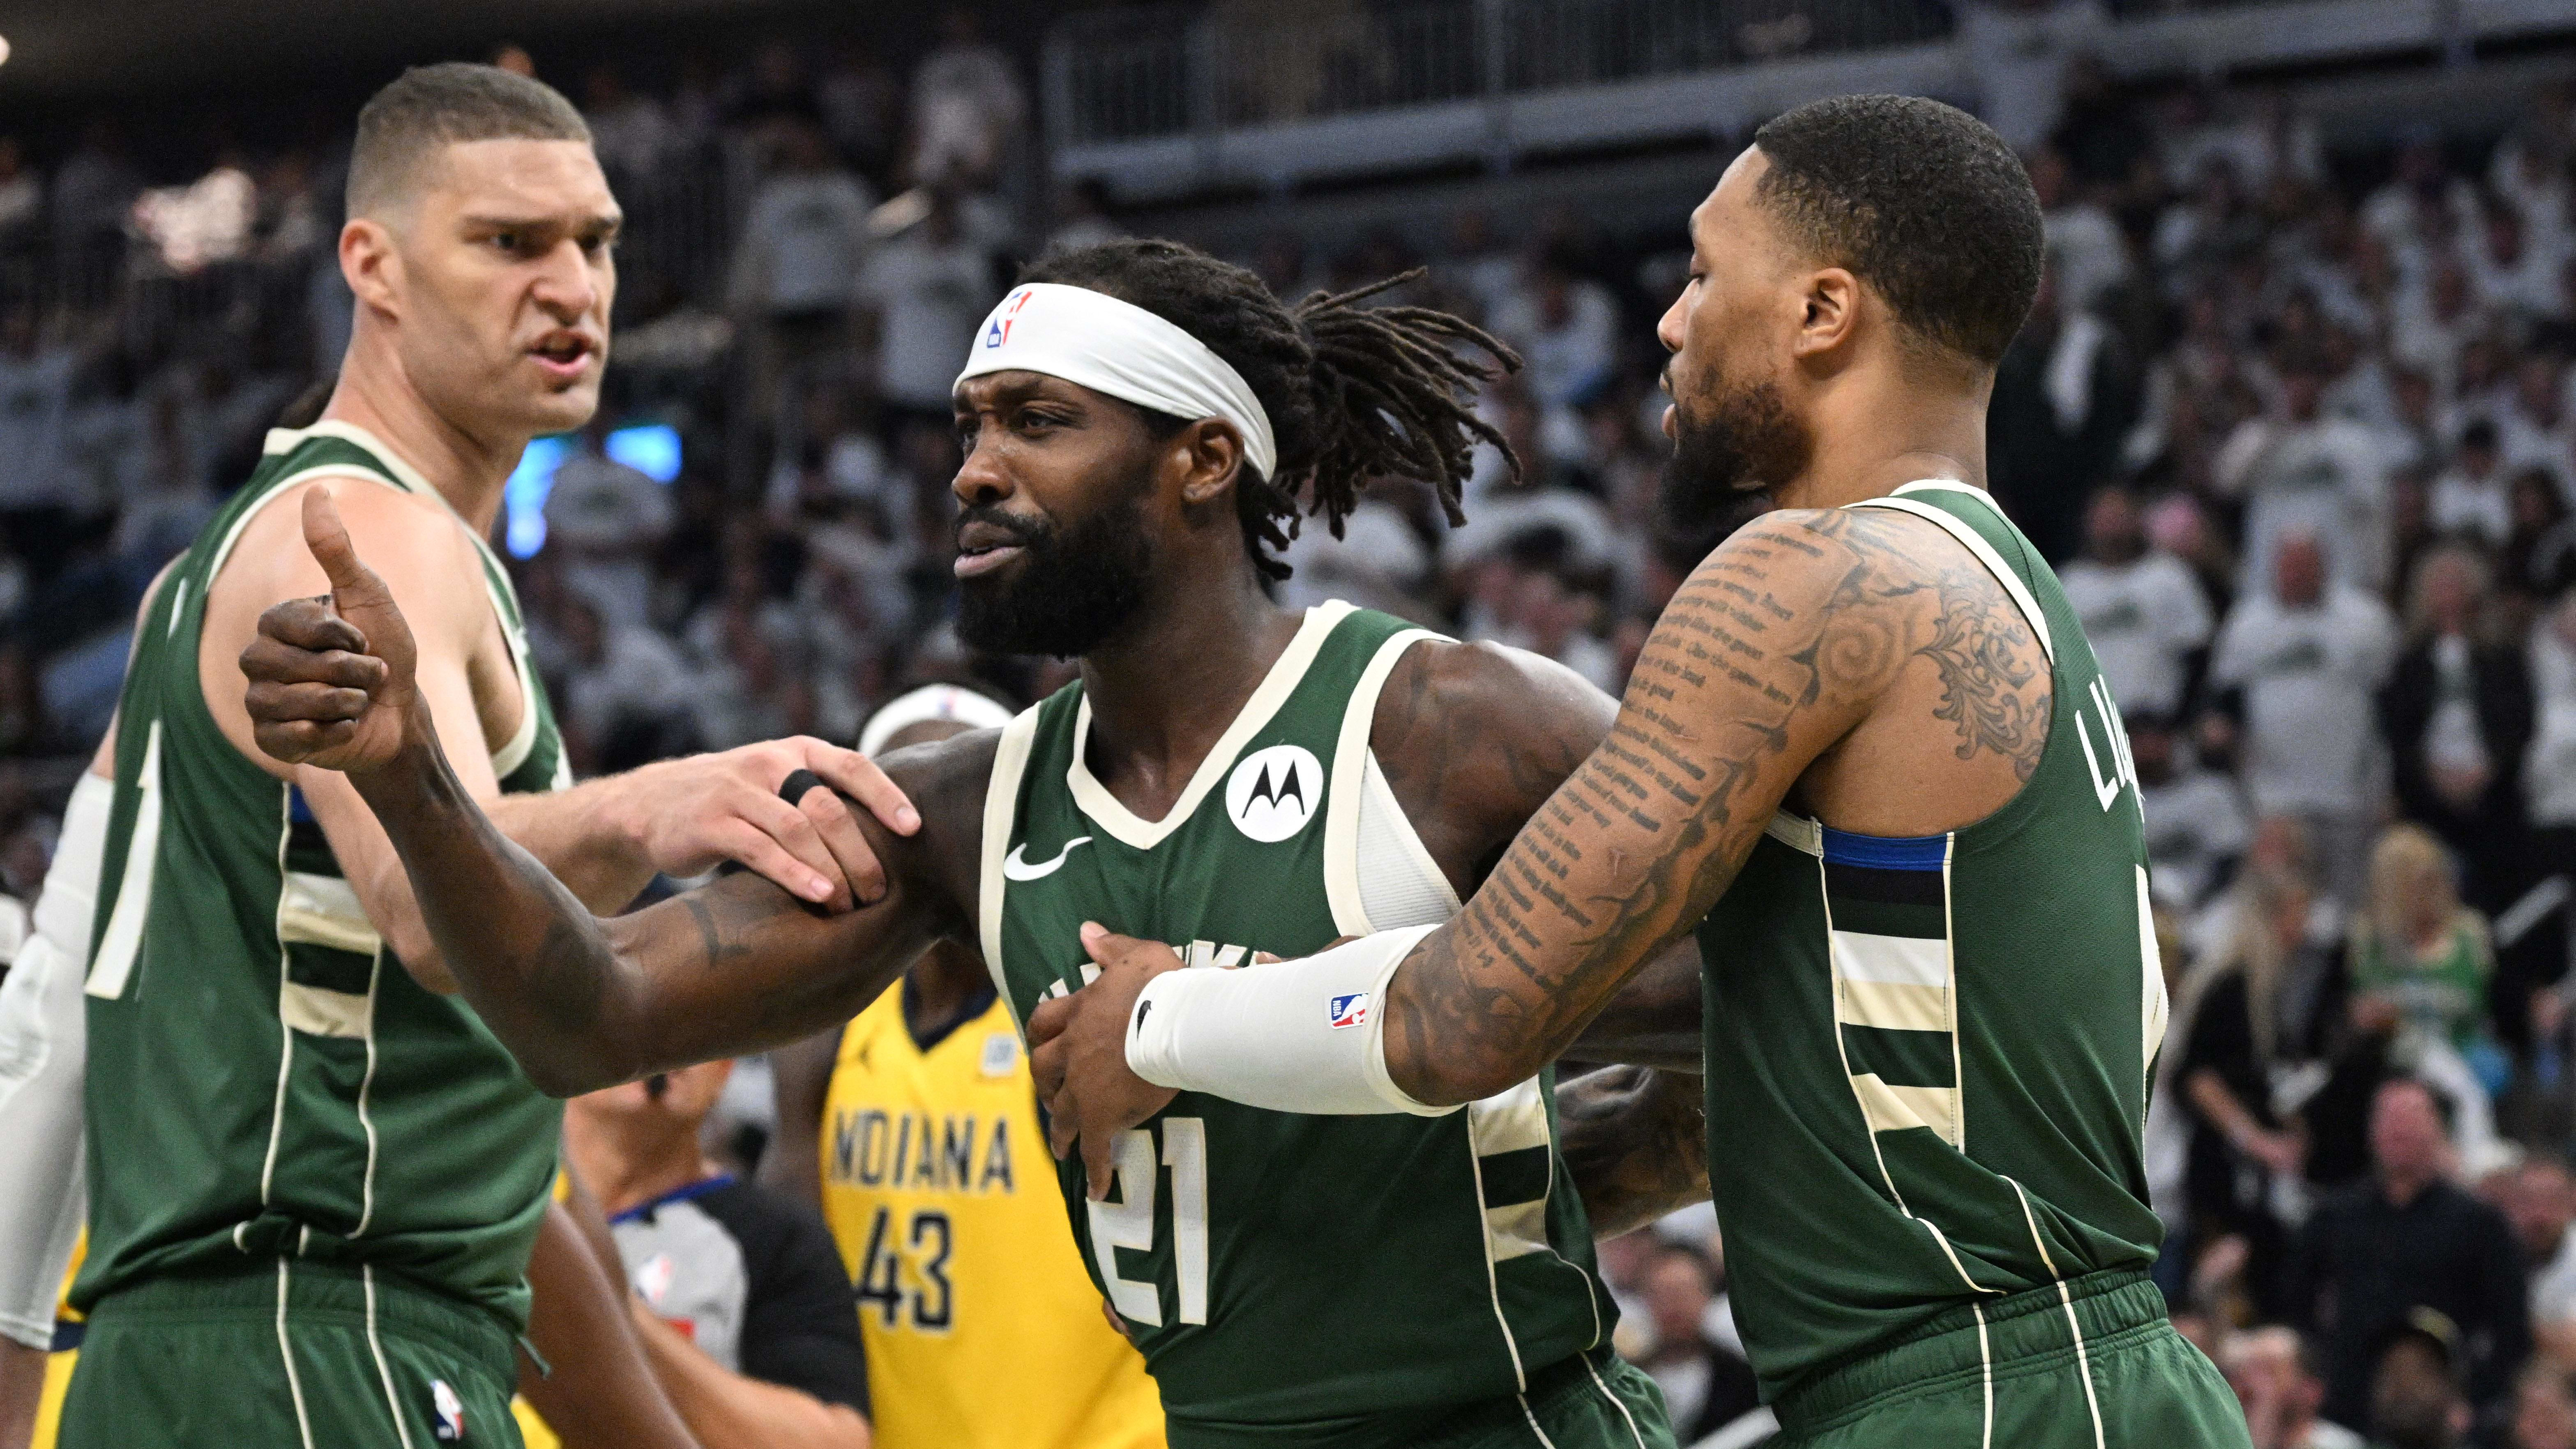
[823,984,1163,1449]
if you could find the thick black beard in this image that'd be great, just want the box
[956,486,1155,659]
[1655,375,1811,552]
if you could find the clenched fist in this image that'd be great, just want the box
[240,485,420,775]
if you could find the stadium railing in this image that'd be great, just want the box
[1042,0,2576,200]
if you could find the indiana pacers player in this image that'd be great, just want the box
[241,239,1703,1448]
[764,682,1165,1449]
[32,64,907,1449]
[1040,97,2252,1448]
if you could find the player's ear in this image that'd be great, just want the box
[1791,265,1859,362]
[1175,418,1244,508]
[340,217,402,318]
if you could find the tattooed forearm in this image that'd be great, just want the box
[1381,505,2051,1103]
[1559,1066,1712,1237]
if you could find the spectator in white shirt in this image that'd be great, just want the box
[910,8,1026,189]
[857,188,993,430]
[1954,0,2109,153]
[2468,199,2571,323]
[557,588,699,774]
[2061,485,2214,719]
[581,64,675,185]
[2528,592,2576,861]
[2208,532,2401,906]
[2035,147,2132,315]
[730,121,874,408]
[2498,354,2574,492]
[2133,713,2251,913]
[2391,261,2481,396]
[2221,1326,2367,1449]
[1488,246,1619,418]
[2433,420,2518,547]
[545,420,675,630]
[2360,137,2478,284]
[2216,356,2399,595]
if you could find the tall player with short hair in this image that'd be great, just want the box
[1038,96,2253,1447]
[39,63,910,1449]
[242,238,1698,1447]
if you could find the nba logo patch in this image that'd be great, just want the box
[986,286,1035,348]
[1328,992,1370,1029]
[633,1252,676,1309]
[428,1378,466,1441]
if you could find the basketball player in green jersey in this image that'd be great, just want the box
[239,238,1700,1448]
[1035,97,2255,1447]
[41,64,911,1449]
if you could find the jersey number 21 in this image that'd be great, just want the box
[1090,1117,1208,1327]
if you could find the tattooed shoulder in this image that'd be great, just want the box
[1783,505,2052,780]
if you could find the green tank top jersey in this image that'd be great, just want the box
[74,422,571,1331]
[983,601,1625,1445]
[1696,481,2172,1403]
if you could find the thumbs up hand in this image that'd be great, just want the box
[240,486,423,774]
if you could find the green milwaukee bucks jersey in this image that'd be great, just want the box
[984,601,1620,1447]
[74,421,571,1331]
[1696,480,2170,1401]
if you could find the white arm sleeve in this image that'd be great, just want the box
[0,773,108,1349]
[1124,925,1454,1117]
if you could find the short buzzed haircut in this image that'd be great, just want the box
[348,62,591,218]
[1751,94,2044,368]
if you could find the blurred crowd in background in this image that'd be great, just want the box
[0,10,2574,1447]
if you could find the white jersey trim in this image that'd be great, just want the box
[978,707,1044,1035]
[1066,601,1354,851]
[1322,625,1455,937]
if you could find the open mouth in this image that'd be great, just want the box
[954,517,1032,579]
[529,332,597,380]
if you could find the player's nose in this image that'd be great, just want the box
[951,420,1014,508]
[527,238,603,322]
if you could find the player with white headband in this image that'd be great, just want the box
[241,237,1705,1449]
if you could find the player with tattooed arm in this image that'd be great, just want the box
[238,239,1703,1449]
[1034,96,2255,1447]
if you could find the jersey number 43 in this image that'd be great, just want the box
[857,1207,953,1332]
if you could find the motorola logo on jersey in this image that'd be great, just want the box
[1224,744,1322,842]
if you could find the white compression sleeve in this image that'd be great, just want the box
[1124,925,1453,1117]
[0,773,108,1349]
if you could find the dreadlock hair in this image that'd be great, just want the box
[1018,239,1520,581]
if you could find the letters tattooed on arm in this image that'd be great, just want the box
[1379,505,2048,1105]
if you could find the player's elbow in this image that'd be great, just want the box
[518,1038,645,1099]
[1394,1051,1520,1110]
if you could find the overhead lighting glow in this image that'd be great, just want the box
[0,36,14,67]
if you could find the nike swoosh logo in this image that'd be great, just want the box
[1002,836,1093,881]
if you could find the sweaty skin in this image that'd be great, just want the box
[1025,143,2053,1202]
[238,376,1703,1108]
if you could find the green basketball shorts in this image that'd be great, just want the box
[1771,1269,2251,1449]
[1418,1348,1678,1449]
[1167,1348,1677,1449]
[59,1258,522,1449]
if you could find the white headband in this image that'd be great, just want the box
[955,282,1279,482]
[859,684,1018,756]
